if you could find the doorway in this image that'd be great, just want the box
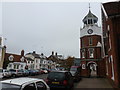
[87,62,97,77]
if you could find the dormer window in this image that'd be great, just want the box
[9,55,14,61]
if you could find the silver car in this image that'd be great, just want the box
[1,77,50,90]
[0,69,11,78]
[2,69,12,78]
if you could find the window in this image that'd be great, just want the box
[88,19,92,24]
[81,49,85,58]
[36,60,38,63]
[82,64,86,69]
[9,55,14,61]
[14,65,19,69]
[23,83,36,90]
[89,37,93,45]
[107,25,110,31]
[9,64,12,68]
[108,56,111,63]
[28,61,30,63]
[36,81,47,90]
[89,48,94,58]
[81,39,84,47]
[21,65,23,68]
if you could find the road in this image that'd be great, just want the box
[1,74,113,89]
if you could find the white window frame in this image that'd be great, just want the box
[89,48,94,58]
[81,49,85,58]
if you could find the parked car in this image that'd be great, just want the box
[1,77,50,90]
[40,68,48,74]
[27,69,36,76]
[46,71,74,89]
[0,69,11,78]
[9,69,23,77]
[70,66,81,81]
[35,70,40,75]
[49,68,58,72]
[19,69,29,76]
[2,69,12,78]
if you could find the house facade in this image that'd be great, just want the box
[25,51,56,70]
[47,51,64,68]
[101,1,120,88]
[25,51,41,70]
[3,50,26,70]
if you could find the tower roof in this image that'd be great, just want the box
[83,10,98,25]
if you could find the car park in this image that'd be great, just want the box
[1,77,50,90]
[46,71,74,89]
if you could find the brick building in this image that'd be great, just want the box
[80,7,105,77]
[3,50,26,70]
[101,1,120,88]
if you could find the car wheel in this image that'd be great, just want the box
[12,74,16,78]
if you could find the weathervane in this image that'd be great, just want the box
[89,3,91,11]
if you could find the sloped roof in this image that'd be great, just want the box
[83,10,98,22]
[102,1,120,17]
[26,52,40,58]
[4,53,22,62]
[25,57,34,61]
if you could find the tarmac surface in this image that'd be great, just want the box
[75,77,113,89]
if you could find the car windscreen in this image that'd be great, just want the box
[48,72,65,80]
[70,67,77,71]
[2,83,21,90]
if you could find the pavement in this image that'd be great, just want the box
[75,77,113,89]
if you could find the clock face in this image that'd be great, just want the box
[87,29,93,34]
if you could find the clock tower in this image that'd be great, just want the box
[80,7,103,77]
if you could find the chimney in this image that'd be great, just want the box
[55,52,57,56]
[41,53,44,56]
[52,51,54,55]
[33,51,36,54]
[21,50,24,56]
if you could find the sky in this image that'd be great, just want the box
[0,0,116,58]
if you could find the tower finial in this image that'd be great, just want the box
[89,3,91,11]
